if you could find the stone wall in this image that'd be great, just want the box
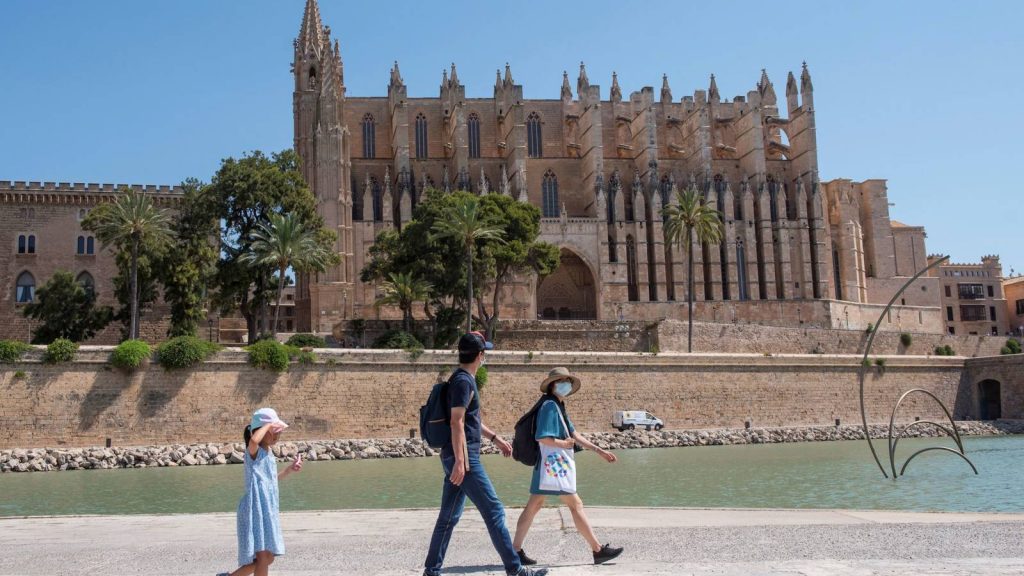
[652,320,1006,357]
[961,354,1024,420]
[0,347,975,449]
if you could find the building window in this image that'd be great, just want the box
[626,235,639,302]
[957,283,985,300]
[542,171,559,217]
[527,112,542,158]
[16,271,35,303]
[371,177,383,222]
[415,114,427,159]
[76,272,95,297]
[1016,299,1024,315]
[77,236,95,255]
[987,285,994,298]
[468,113,481,159]
[736,239,749,301]
[17,234,36,254]
[77,236,85,254]
[946,306,954,321]
[948,326,955,335]
[990,306,997,321]
[992,326,998,336]
[362,114,376,159]
[944,285,951,298]
[608,234,617,263]
[960,305,986,322]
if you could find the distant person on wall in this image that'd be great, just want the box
[217,408,302,576]
[423,332,548,576]
[512,367,624,566]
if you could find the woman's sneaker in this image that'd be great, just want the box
[517,548,538,566]
[593,543,624,564]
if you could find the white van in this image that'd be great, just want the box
[612,410,664,431]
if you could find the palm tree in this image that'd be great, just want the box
[83,188,173,340]
[375,271,433,333]
[240,212,337,337]
[661,186,724,352]
[430,196,505,333]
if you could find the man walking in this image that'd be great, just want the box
[423,332,548,576]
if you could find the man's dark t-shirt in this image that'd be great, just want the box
[443,368,481,455]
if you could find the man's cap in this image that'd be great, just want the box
[458,331,494,353]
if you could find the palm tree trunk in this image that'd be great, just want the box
[466,244,473,333]
[273,265,286,337]
[687,226,694,354]
[130,239,139,340]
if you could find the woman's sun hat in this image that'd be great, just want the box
[539,366,581,396]
[250,407,289,431]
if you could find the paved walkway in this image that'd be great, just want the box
[3,507,1023,575]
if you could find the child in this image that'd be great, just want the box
[219,408,302,576]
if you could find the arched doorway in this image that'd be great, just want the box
[978,380,1001,420]
[536,249,597,320]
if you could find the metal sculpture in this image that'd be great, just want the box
[858,255,978,479]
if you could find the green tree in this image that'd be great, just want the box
[161,178,219,337]
[83,188,173,340]
[205,150,332,343]
[662,186,724,352]
[374,271,433,333]
[239,212,338,337]
[22,271,113,344]
[431,195,505,333]
[475,193,560,340]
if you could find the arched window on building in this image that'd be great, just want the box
[362,114,376,159]
[77,271,95,298]
[371,177,383,222]
[16,271,35,303]
[18,234,36,254]
[77,236,86,255]
[626,235,639,302]
[542,171,559,217]
[527,112,542,158]
[87,236,94,255]
[767,176,779,222]
[714,175,730,300]
[415,114,428,159]
[736,239,749,300]
[468,113,481,159]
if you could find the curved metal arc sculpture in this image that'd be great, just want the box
[857,255,978,479]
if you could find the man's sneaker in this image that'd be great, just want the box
[593,543,624,564]
[515,568,548,576]
[517,548,538,566]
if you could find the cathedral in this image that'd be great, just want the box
[291,0,940,334]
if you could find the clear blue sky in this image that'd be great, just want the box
[1,0,1021,275]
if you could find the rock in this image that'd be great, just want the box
[228,452,245,464]
[213,454,227,465]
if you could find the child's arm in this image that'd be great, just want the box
[247,423,284,459]
[279,454,302,480]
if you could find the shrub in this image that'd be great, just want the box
[44,338,78,364]
[156,336,220,370]
[295,349,318,365]
[1001,346,1013,355]
[1003,339,1022,355]
[899,333,913,348]
[0,340,31,364]
[372,330,423,350]
[475,366,488,390]
[861,358,872,368]
[246,340,291,372]
[13,370,27,380]
[865,323,874,334]
[874,357,887,375]
[933,344,956,357]
[285,333,326,348]
[110,339,152,370]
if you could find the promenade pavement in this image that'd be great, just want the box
[3,507,1023,575]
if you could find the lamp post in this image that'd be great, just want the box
[208,318,214,342]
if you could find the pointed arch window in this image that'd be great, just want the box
[16,271,35,303]
[77,271,95,298]
[17,234,36,254]
[372,177,383,222]
[626,235,639,302]
[362,114,376,159]
[468,113,481,159]
[415,114,428,159]
[527,112,542,158]
[542,171,559,217]
[736,239,749,301]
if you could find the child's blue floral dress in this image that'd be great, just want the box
[236,446,285,566]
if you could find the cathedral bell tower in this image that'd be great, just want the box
[293,0,354,333]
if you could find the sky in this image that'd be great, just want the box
[1,0,1021,275]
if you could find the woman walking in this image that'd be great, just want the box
[512,367,624,566]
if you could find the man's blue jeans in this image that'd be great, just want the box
[423,444,522,576]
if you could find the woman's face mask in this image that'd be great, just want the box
[554,381,573,398]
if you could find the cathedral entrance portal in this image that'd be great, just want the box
[536,249,597,320]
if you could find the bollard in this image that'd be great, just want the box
[835,418,841,427]
[409,428,416,439]
[744,420,751,430]
[105,438,112,448]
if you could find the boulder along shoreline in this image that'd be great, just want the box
[3,420,1022,473]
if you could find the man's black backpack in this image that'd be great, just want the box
[512,394,558,466]
[419,379,451,449]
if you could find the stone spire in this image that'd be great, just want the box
[757,69,776,105]
[786,71,798,97]
[708,74,719,102]
[561,70,572,100]
[577,61,589,95]
[500,164,510,196]
[298,0,324,54]
[800,61,813,93]
[661,74,672,103]
[442,68,448,87]
[479,167,488,194]
[610,71,622,102]
[449,62,459,86]
[390,61,403,88]
[504,62,514,85]
[495,68,502,89]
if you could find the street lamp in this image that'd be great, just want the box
[208,318,215,342]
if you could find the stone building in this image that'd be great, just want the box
[1004,275,1024,337]
[929,255,1008,336]
[291,0,941,334]
[0,182,182,343]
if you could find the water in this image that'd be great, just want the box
[2,436,1021,517]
